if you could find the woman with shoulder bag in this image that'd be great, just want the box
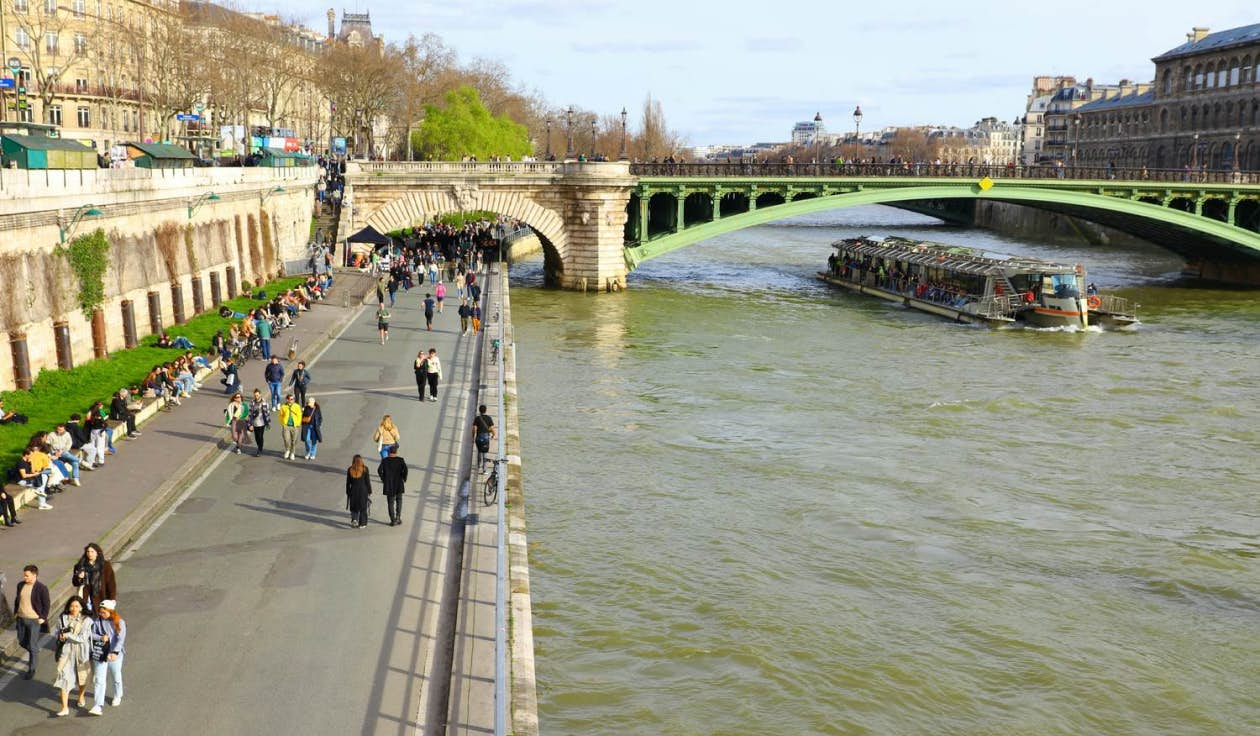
[301,398,323,460]
[248,389,271,457]
[53,596,92,716]
[88,600,126,715]
[72,543,117,613]
[224,393,249,454]
[372,415,400,460]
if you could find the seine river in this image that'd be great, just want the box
[509,207,1260,736]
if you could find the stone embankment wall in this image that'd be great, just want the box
[973,201,1158,249]
[0,167,316,391]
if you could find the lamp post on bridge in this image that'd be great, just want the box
[1233,131,1242,182]
[852,106,862,142]
[1191,132,1200,177]
[1071,113,1080,169]
[813,111,823,174]
[545,116,552,160]
[565,106,575,160]
[619,107,628,161]
[590,117,598,159]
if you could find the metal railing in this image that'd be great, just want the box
[630,161,1260,184]
[490,259,509,736]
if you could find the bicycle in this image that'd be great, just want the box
[483,459,501,507]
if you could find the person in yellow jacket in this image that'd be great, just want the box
[277,394,304,460]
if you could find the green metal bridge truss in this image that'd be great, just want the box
[622,175,1260,272]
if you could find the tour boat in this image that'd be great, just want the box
[818,236,1138,329]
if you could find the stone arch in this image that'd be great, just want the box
[362,188,569,264]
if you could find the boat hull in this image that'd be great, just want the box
[817,273,1013,326]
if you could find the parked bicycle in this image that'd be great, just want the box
[483,458,501,507]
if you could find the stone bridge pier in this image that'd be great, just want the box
[344,162,635,291]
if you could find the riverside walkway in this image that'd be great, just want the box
[0,268,502,734]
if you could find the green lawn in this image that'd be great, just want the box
[0,276,305,471]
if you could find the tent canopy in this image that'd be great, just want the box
[346,226,391,245]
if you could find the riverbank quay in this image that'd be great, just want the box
[445,263,539,735]
[0,270,376,665]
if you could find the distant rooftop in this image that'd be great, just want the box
[1075,90,1156,113]
[1153,23,1260,61]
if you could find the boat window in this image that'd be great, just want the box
[1049,274,1080,298]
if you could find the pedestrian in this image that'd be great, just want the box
[471,302,482,334]
[471,404,496,471]
[457,299,471,335]
[378,444,409,526]
[88,599,126,715]
[413,350,429,401]
[248,389,271,456]
[345,454,372,529]
[72,542,117,613]
[301,397,323,460]
[376,276,387,306]
[376,304,391,345]
[278,393,303,460]
[220,356,239,394]
[13,564,51,679]
[264,356,284,409]
[224,392,249,454]
[288,360,311,406]
[435,281,447,313]
[423,348,441,402]
[53,595,92,716]
[387,274,399,307]
[423,293,436,330]
[255,311,273,360]
[372,414,400,459]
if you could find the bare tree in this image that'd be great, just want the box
[142,7,206,141]
[632,94,684,161]
[316,42,406,157]
[2,0,98,126]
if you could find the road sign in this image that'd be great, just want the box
[6,57,19,71]
[0,78,13,89]
[176,113,201,122]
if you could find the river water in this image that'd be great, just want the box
[509,207,1260,736]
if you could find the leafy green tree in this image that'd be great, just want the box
[412,86,532,161]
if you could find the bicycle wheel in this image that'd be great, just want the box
[483,470,498,506]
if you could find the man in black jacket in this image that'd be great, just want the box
[64,413,99,468]
[109,391,140,438]
[377,445,409,526]
[13,565,50,679]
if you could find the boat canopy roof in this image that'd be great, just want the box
[832,236,1078,277]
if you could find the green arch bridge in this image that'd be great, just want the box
[623,163,1260,284]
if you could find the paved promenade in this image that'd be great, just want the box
[0,269,489,733]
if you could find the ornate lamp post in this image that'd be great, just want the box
[852,105,863,141]
[565,106,575,159]
[590,118,598,159]
[1071,113,1080,167]
[813,111,823,173]
[545,117,552,159]
[1233,131,1242,172]
[1191,132,1199,172]
[619,107,628,161]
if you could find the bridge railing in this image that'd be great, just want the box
[630,162,1260,185]
[356,161,566,175]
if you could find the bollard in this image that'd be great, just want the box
[171,282,186,324]
[147,290,163,335]
[53,321,73,370]
[8,332,31,390]
[121,300,137,349]
[91,309,107,358]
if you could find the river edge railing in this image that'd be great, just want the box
[492,256,509,735]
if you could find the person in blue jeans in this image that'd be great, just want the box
[301,397,323,460]
[89,600,126,715]
[255,313,273,359]
[263,356,284,410]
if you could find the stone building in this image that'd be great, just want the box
[0,0,331,154]
[1073,24,1260,172]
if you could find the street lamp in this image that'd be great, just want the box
[187,191,220,219]
[260,186,286,204]
[1191,132,1200,172]
[545,117,552,159]
[852,105,863,141]
[813,111,823,173]
[590,118,598,159]
[1233,131,1242,172]
[1071,114,1080,166]
[619,107,628,161]
[565,106,575,159]
[59,204,103,244]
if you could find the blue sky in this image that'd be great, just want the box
[268,0,1256,146]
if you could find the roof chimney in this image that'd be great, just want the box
[1190,27,1210,43]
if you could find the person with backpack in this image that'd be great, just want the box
[471,404,496,471]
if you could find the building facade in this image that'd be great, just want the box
[0,0,333,155]
[1073,24,1260,172]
